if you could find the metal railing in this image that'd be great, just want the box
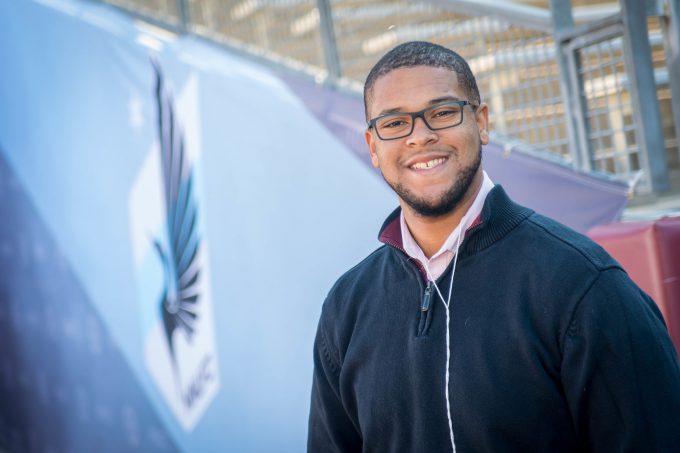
[99,0,680,194]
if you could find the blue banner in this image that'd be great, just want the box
[0,0,394,451]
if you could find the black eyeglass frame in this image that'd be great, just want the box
[367,100,478,140]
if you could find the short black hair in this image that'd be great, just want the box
[363,41,480,120]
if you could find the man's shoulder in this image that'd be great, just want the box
[481,185,621,273]
[326,244,394,300]
[523,211,621,272]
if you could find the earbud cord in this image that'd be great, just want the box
[424,229,463,453]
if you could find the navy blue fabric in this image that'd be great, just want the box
[308,186,680,452]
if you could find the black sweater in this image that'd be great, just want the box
[308,186,680,452]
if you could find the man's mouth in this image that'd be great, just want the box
[410,157,447,170]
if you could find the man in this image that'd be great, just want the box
[308,41,680,452]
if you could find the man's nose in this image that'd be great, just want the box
[406,117,438,146]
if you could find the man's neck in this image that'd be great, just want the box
[402,173,483,259]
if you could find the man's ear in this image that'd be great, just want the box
[475,102,490,145]
[365,129,380,168]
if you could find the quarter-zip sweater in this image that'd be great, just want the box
[308,186,680,453]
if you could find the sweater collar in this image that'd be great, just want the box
[378,185,533,255]
[378,207,403,250]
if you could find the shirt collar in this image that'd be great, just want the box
[400,171,495,262]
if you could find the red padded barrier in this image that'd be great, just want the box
[588,217,680,354]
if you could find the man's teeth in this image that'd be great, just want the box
[411,157,446,170]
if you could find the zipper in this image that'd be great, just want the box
[382,239,433,336]
[421,282,433,312]
[382,216,484,338]
[417,281,434,336]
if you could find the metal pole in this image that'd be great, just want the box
[664,0,680,164]
[316,0,342,83]
[176,0,190,33]
[549,0,590,170]
[620,0,670,192]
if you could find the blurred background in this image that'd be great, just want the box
[1,0,679,451]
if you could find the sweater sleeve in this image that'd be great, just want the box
[561,268,680,451]
[307,310,362,453]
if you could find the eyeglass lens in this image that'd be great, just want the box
[375,103,464,139]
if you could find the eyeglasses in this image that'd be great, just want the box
[367,100,477,140]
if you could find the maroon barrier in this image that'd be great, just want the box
[588,217,680,354]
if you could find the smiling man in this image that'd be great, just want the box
[308,41,680,453]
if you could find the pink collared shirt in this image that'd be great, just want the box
[400,171,495,280]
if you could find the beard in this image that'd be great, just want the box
[387,145,482,218]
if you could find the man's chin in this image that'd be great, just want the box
[392,187,451,217]
[406,201,457,218]
[398,193,456,218]
[396,182,475,218]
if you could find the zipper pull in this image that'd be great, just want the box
[421,282,433,312]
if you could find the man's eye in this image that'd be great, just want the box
[432,108,458,118]
[381,119,408,129]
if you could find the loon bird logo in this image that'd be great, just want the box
[152,61,201,390]
[130,61,220,431]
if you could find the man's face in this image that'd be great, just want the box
[364,66,489,217]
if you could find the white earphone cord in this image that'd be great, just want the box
[423,230,463,453]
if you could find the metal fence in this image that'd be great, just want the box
[100,0,680,194]
[554,3,677,194]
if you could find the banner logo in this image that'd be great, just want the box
[129,63,219,431]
